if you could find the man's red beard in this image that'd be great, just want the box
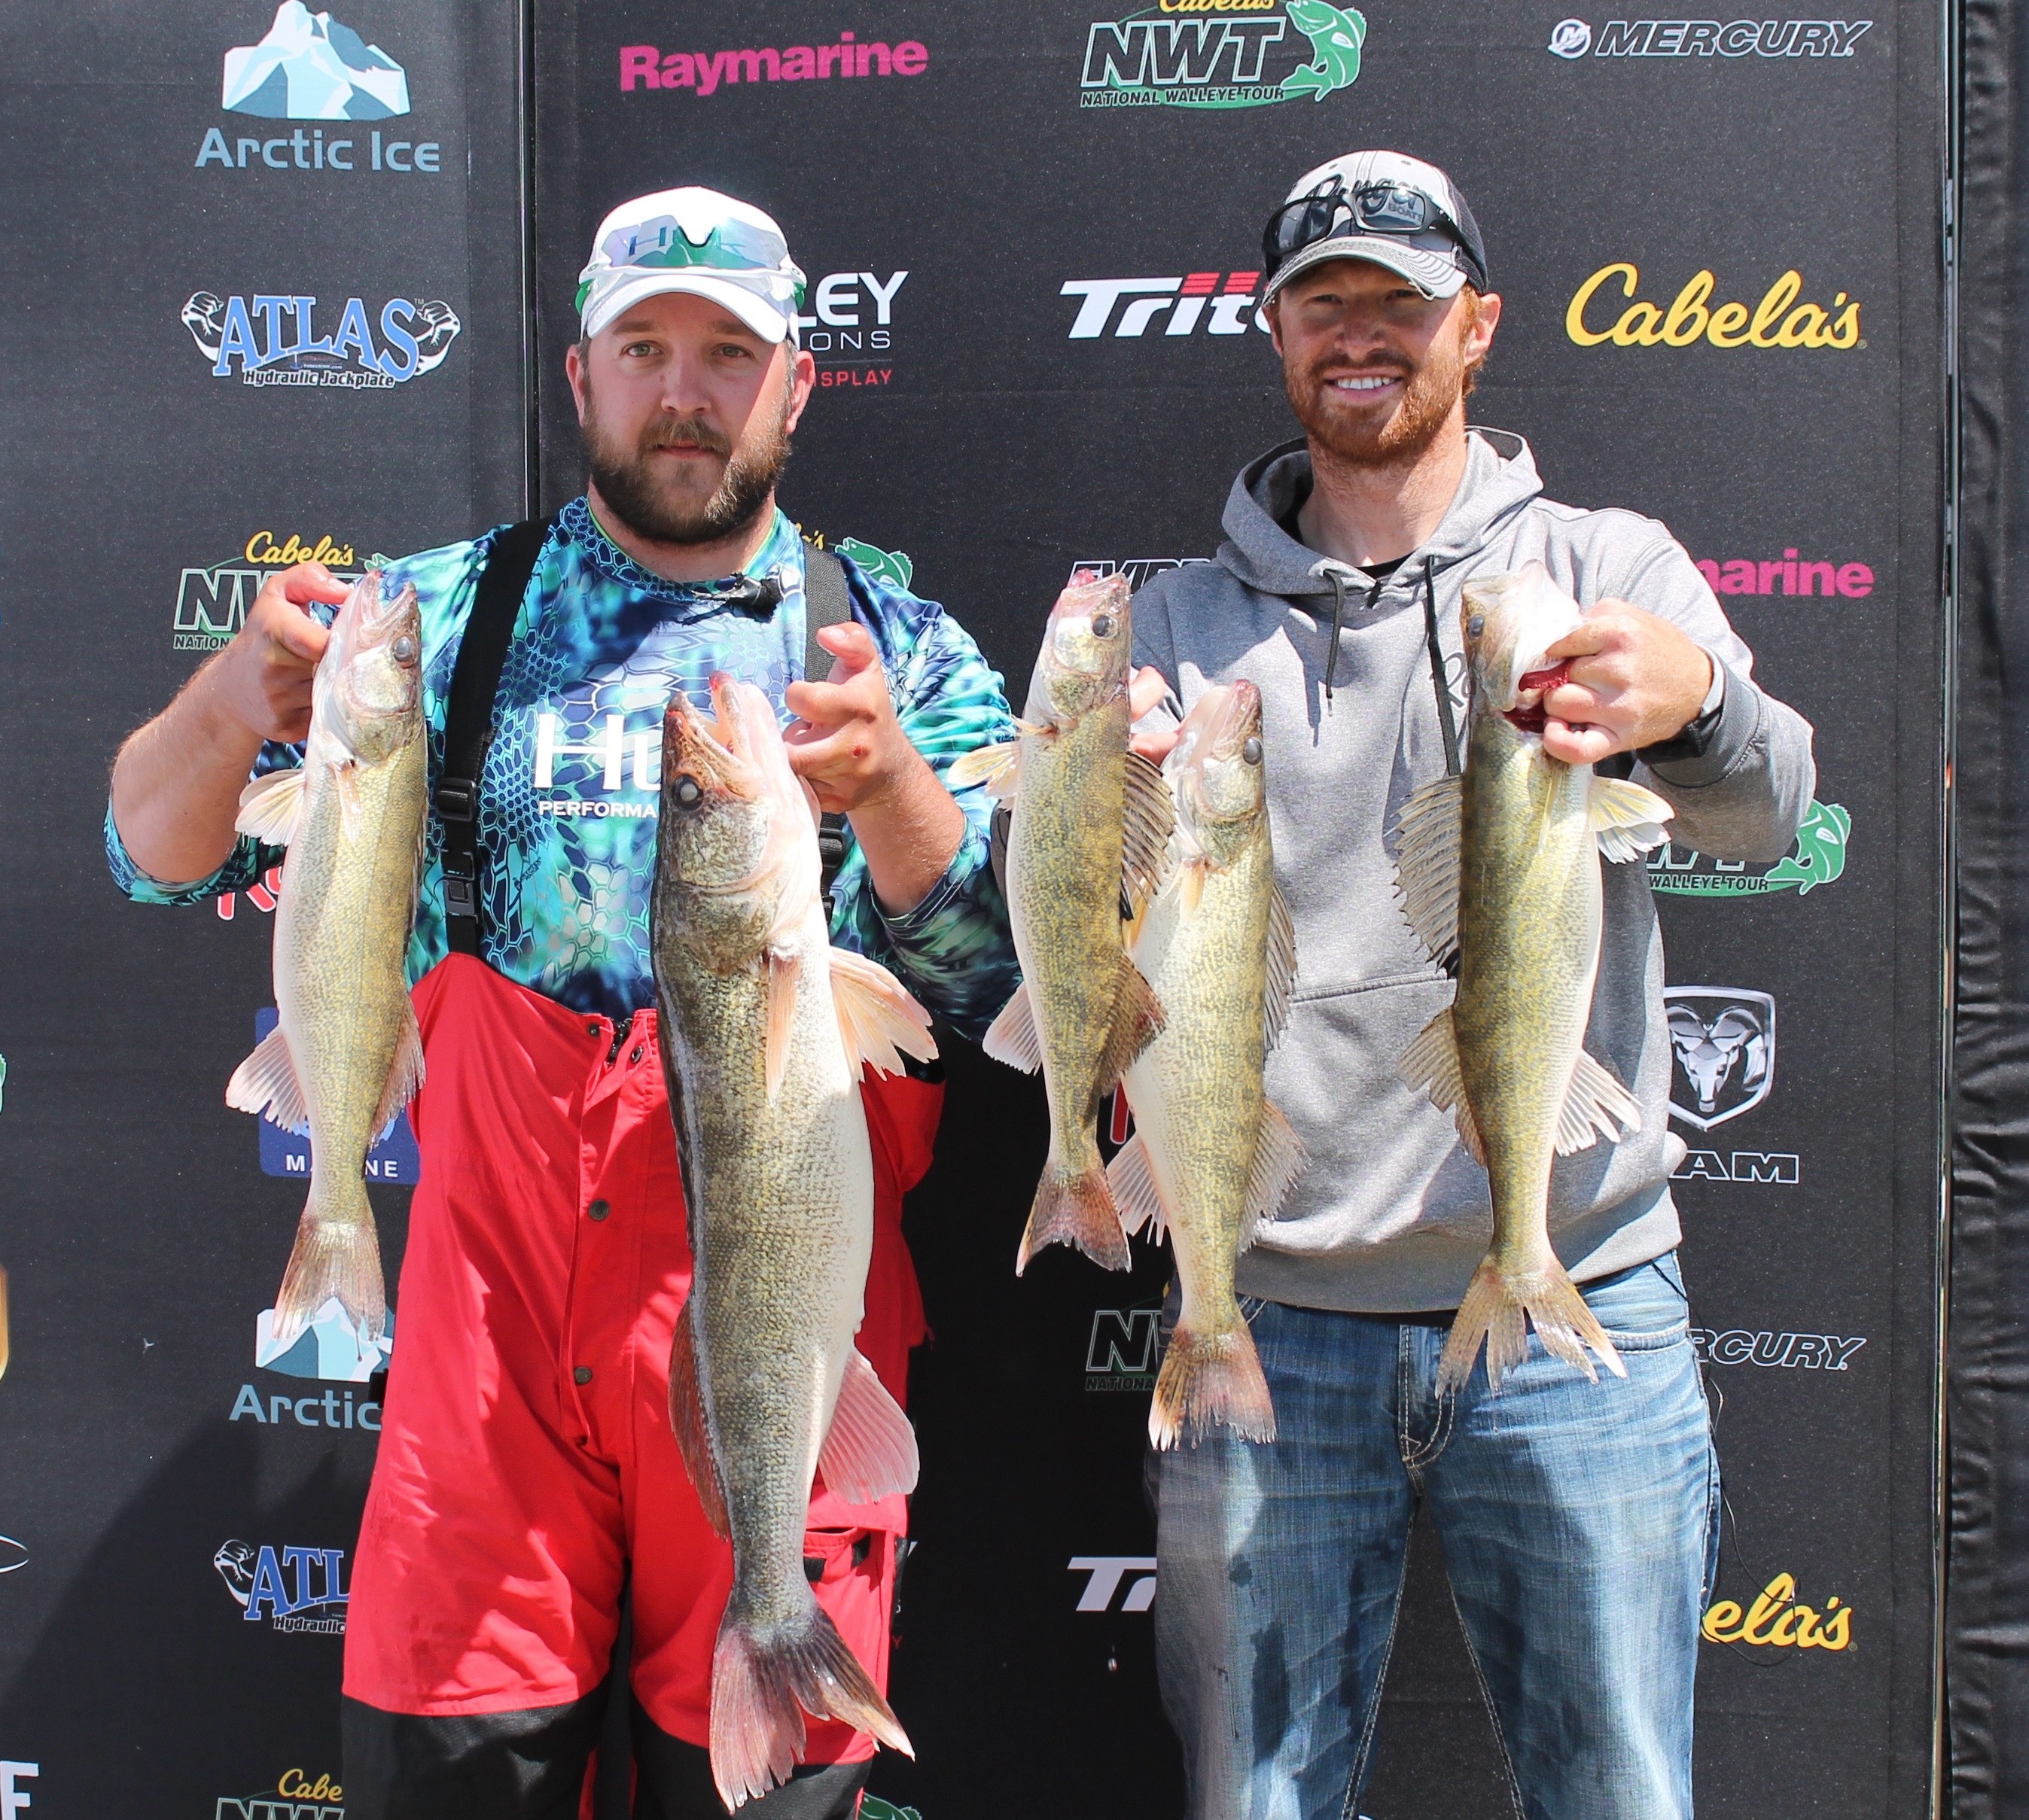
[581,378,794,549]
[1285,328,1469,470]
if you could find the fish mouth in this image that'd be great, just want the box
[1046,572,1132,682]
[663,674,766,806]
[1461,565,1585,720]
[1171,680,1266,826]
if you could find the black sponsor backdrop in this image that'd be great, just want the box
[0,1,1946,1815]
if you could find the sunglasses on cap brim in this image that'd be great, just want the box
[1261,178,1485,291]
[575,214,803,315]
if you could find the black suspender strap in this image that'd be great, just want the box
[437,517,553,956]
[1423,560,1464,778]
[801,544,856,908]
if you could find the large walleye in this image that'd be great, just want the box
[226,570,427,1349]
[1111,682,1303,1448]
[953,572,1172,1272]
[653,676,936,1810]
[1392,563,1674,1393]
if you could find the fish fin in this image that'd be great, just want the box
[763,949,800,1103]
[710,1597,912,1811]
[1397,1006,1485,1166]
[1176,857,1211,915]
[1244,1100,1306,1243]
[234,765,308,847]
[1107,1129,1168,1242]
[1096,954,1165,1099]
[1263,881,1298,1051]
[1391,773,1463,967]
[982,982,1043,1075]
[816,1349,920,1505]
[828,948,937,1081]
[1555,1050,1644,1155]
[1017,1161,1131,1274]
[1150,1322,1276,1450]
[1012,717,1054,738]
[947,739,1021,797]
[272,1193,385,1350]
[332,759,364,841]
[1121,750,1177,919]
[226,1022,309,1135]
[668,1302,730,1538]
[370,999,425,1140]
[1436,1255,1628,1397]
[1588,775,1674,864]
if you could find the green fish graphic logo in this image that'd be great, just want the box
[835,537,915,591]
[1649,800,1851,898]
[1762,800,1850,894]
[1281,1,1367,100]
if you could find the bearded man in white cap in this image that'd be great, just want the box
[1125,151,1817,1818]
[108,187,1019,1818]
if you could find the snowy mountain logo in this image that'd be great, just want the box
[224,2,410,120]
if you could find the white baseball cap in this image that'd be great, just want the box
[575,187,807,345]
[1261,151,1488,306]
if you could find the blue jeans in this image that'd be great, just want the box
[1153,1254,1719,1820]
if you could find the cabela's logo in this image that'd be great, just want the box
[214,1538,349,1633]
[218,1766,346,1819]
[182,291,462,387]
[172,531,378,652]
[1080,2,1366,110]
[1650,800,1849,898]
[1567,266,1861,349]
[1703,1572,1852,1650]
[1665,988,1775,1131]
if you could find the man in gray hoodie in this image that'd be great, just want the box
[1128,151,1814,1820]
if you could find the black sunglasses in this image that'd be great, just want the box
[1262,178,1486,291]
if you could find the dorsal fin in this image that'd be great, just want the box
[1120,750,1176,921]
[1263,881,1297,1051]
[1391,774,1463,967]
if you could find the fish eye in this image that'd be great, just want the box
[1241,735,1263,766]
[1090,613,1117,640]
[1467,614,1485,637]
[390,634,418,665]
[673,775,703,809]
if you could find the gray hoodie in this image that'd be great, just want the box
[1129,429,1816,1313]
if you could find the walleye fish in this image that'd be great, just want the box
[226,571,427,1349]
[653,676,937,1811]
[1392,563,1674,1393]
[953,572,1172,1272]
[1111,683,1303,1448]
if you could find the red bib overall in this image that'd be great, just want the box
[343,954,937,1767]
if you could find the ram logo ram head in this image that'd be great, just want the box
[1665,988,1776,1131]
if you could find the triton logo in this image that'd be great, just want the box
[1062,272,1267,339]
[1691,1328,1866,1369]
[1069,1556,1158,1612]
[1666,988,1775,1130]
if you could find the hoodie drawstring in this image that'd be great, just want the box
[1423,561,1463,776]
[1316,561,1383,702]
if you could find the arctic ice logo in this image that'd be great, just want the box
[182,292,460,388]
[1080,2,1367,110]
[1549,19,1872,59]
[215,1539,349,1633]
[225,2,409,118]
[1069,1556,1158,1612]
[1062,272,1268,339]
[1666,988,1775,1131]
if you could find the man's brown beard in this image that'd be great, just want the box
[581,377,793,548]
[1286,323,1468,470]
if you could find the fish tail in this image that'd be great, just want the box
[272,1182,385,1351]
[709,1593,912,1810]
[1016,1152,1131,1274]
[1436,1255,1628,1397]
[1150,1320,1276,1450]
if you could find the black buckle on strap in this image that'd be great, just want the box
[436,777,477,822]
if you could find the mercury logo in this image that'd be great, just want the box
[1062,272,1267,339]
[1552,19,1873,59]
[1691,1328,1865,1368]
